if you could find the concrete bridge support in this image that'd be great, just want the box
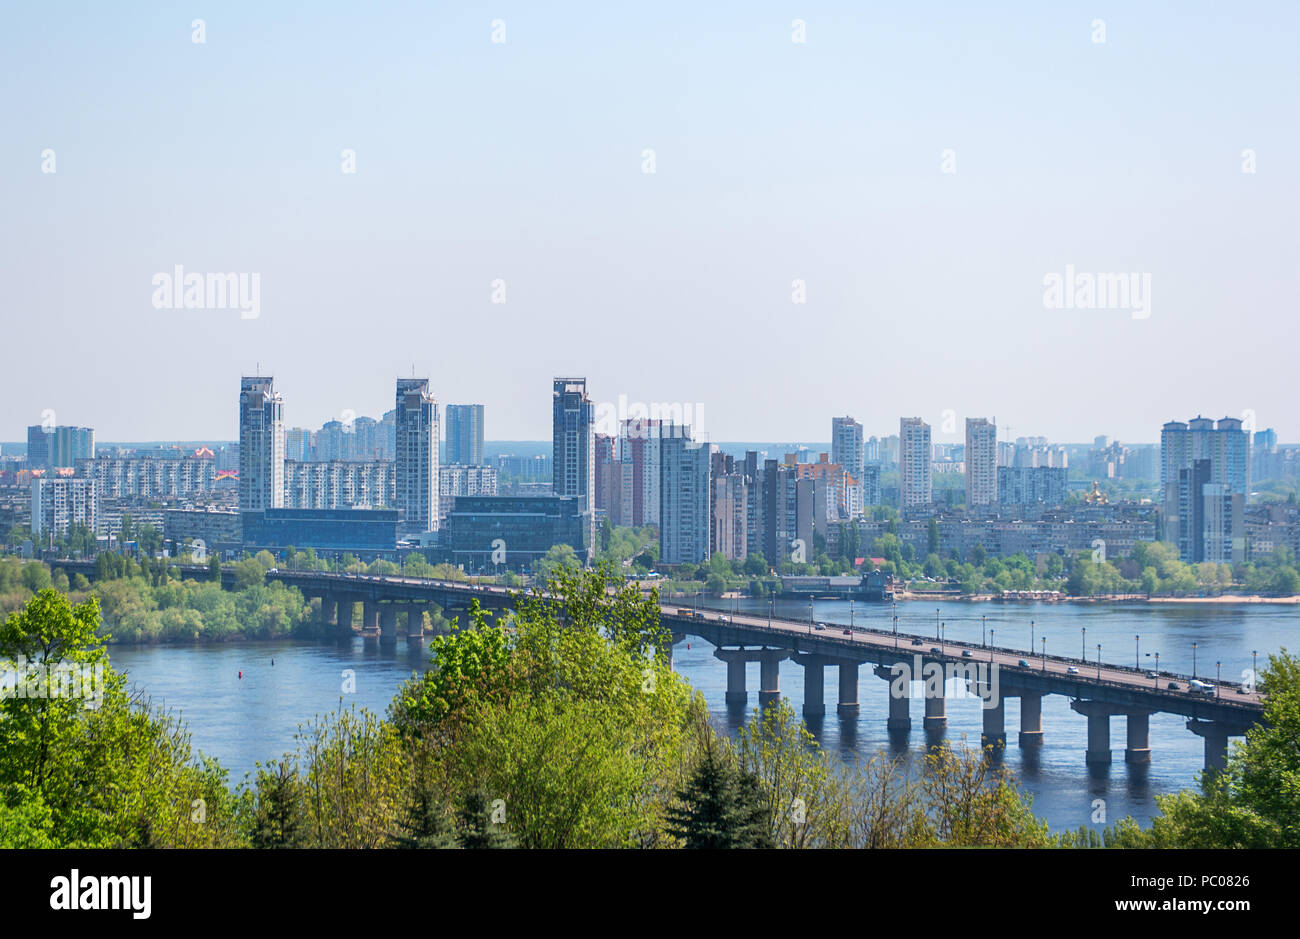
[923,691,946,733]
[319,597,337,627]
[407,605,425,638]
[337,599,357,633]
[663,632,685,671]
[837,661,860,717]
[758,650,787,706]
[1125,711,1152,764]
[1018,693,1044,748]
[1071,700,1114,765]
[795,655,827,718]
[715,649,749,707]
[1186,720,1250,773]
[379,605,399,642]
[888,691,910,732]
[873,665,911,732]
[981,696,1006,750]
[362,600,380,633]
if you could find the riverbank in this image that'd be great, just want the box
[895,590,1300,604]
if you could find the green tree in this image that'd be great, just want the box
[249,758,308,848]
[667,729,772,849]
[1121,651,1300,847]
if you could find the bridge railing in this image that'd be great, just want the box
[664,610,1264,712]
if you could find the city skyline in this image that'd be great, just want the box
[3,380,1287,449]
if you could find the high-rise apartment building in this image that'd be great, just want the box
[965,417,998,508]
[712,473,748,561]
[27,425,95,470]
[997,466,1068,505]
[394,378,440,534]
[619,418,662,528]
[1161,416,1249,563]
[238,376,284,517]
[552,378,595,556]
[445,404,485,466]
[831,417,865,482]
[594,433,620,520]
[285,428,312,462]
[659,425,711,564]
[899,417,932,512]
[31,476,97,539]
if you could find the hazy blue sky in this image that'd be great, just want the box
[3,1,1297,445]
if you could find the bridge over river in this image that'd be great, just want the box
[57,562,1266,772]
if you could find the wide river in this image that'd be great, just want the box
[107,597,1297,834]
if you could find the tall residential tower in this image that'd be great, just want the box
[445,404,485,466]
[395,378,440,534]
[238,376,285,518]
[965,417,998,508]
[552,377,595,557]
[899,417,932,512]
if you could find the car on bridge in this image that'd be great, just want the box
[911,638,924,646]
[1067,666,1080,674]
[961,649,972,657]
[930,647,941,654]
[1167,681,1182,691]
[814,623,825,631]
[1018,659,1030,667]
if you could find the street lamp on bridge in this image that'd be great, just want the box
[1097,644,1102,680]
[1192,641,1198,678]
[989,629,994,662]
[1030,619,1035,653]
[1081,626,1086,661]
[1154,652,1160,687]
[1041,636,1047,671]
[981,614,986,647]
[1135,634,1140,670]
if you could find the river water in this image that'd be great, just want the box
[107,598,1297,834]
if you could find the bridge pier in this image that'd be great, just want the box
[836,660,860,717]
[923,692,946,733]
[407,605,425,638]
[758,650,786,706]
[981,695,1005,750]
[319,596,337,627]
[337,599,357,633]
[1018,692,1044,748]
[361,600,379,634]
[872,664,911,732]
[1186,719,1250,773]
[1071,700,1113,765]
[379,605,399,642]
[795,654,827,718]
[1125,711,1152,764]
[663,632,685,671]
[715,649,749,707]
